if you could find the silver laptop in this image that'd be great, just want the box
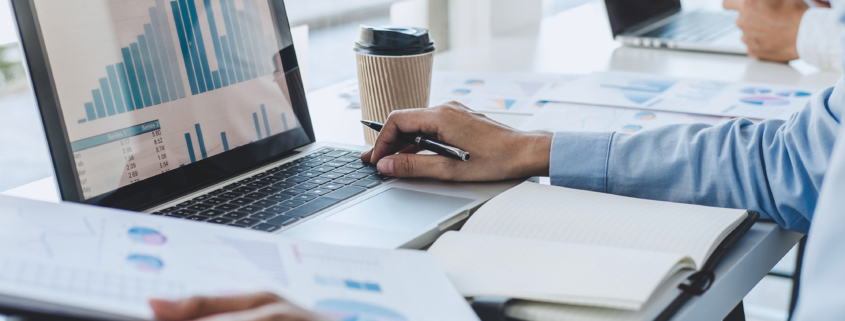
[11,0,519,250]
[605,0,747,54]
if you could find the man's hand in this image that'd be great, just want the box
[724,0,808,62]
[149,292,331,321]
[361,102,553,181]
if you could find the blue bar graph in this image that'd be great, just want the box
[79,0,272,123]
[85,103,97,121]
[115,63,134,112]
[106,66,126,114]
[137,35,162,105]
[78,119,87,124]
[130,43,153,107]
[121,48,143,110]
[195,124,208,159]
[260,104,270,137]
[185,133,197,163]
[252,112,262,140]
[281,113,289,131]
[221,132,230,151]
[98,78,117,116]
[92,89,107,118]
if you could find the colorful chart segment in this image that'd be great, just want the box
[128,227,168,245]
[315,300,407,321]
[127,254,164,272]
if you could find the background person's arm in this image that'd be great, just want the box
[551,79,844,233]
[724,0,808,62]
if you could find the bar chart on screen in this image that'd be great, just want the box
[32,0,301,199]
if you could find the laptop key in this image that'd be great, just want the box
[232,187,256,194]
[307,177,332,185]
[285,176,310,183]
[151,212,164,215]
[208,218,234,224]
[306,189,331,196]
[187,204,212,211]
[280,200,306,208]
[187,215,209,221]
[272,171,296,178]
[243,192,269,200]
[367,174,390,181]
[343,172,369,179]
[303,161,324,167]
[160,206,181,213]
[272,181,297,189]
[291,194,318,202]
[296,183,320,190]
[176,200,196,207]
[266,215,300,226]
[251,212,279,220]
[280,189,307,196]
[260,176,284,183]
[325,186,367,201]
[200,209,226,217]
[192,194,213,201]
[203,198,227,205]
[335,156,358,163]
[208,189,227,195]
[171,209,197,217]
[165,214,186,219]
[320,183,343,190]
[219,192,243,199]
[237,206,265,214]
[230,198,255,206]
[284,197,340,218]
[332,167,355,174]
[298,171,322,178]
[320,172,344,179]
[288,166,311,173]
[253,199,278,207]
[263,205,292,214]
[215,203,241,211]
[246,181,270,188]
[252,223,282,232]
[324,151,349,157]
[357,167,378,174]
[224,183,241,189]
[223,212,250,220]
[343,162,367,169]
[233,218,261,227]
[333,177,358,185]
[266,194,293,202]
[351,179,381,189]
[325,161,347,167]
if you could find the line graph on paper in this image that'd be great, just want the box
[0,209,106,263]
[291,244,385,275]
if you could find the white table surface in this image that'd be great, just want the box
[2,1,817,319]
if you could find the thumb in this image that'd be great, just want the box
[723,0,742,10]
[376,154,458,180]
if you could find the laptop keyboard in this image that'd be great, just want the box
[150,148,391,232]
[641,11,738,44]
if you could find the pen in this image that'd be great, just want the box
[360,120,471,161]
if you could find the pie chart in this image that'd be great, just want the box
[128,227,167,245]
[314,299,407,321]
[634,112,656,120]
[127,254,164,272]
[740,96,790,106]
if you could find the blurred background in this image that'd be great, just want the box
[0,1,799,320]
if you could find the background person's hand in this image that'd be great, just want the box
[361,102,553,181]
[724,0,808,62]
[150,292,331,321]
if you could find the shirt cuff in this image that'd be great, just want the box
[549,131,614,193]
[797,8,844,72]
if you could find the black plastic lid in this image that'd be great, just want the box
[354,25,435,56]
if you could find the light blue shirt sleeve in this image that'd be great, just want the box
[549,77,845,234]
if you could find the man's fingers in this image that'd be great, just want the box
[150,293,282,321]
[723,0,742,10]
[398,145,424,154]
[376,153,459,180]
[369,108,441,163]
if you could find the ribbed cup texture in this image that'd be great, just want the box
[356,52,434,145]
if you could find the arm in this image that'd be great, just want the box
[551,79,843,233]
[796,8,845,72]
[724,0,808,62]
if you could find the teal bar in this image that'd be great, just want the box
[243,0,265,75]
[122,47,144,109]
[252,112,262,140]
[220,36,237,85]
[71,121,161,151]
[211,71,221,89]
[91,89,107,118]
[149,7,179,101]
[171,0,200,95]
[237,10,258,78]
[178,0,208,92]
[220,0,244,82]
[187,0,214,89]
[115,63,134,111]
[106,65,126,114]
[85,102,96,121]
[260,104,270,137]
[156,0,186,98]
[227,0,251,80]
[203,0,228,87]
[99,78,117,116]
[194,123,207,159]
[221,132,229,151]
[78,119,87,124]
[281,113,288,131]
[130,43,153,107]
[144,23,171,103]
[185,133,197,163]
[137,35,162,105]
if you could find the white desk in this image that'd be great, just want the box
[2,1,821,319]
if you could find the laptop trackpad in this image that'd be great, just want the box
[326,188,474,233]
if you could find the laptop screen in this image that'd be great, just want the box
[604,0,681,36]
[14,0,314,209]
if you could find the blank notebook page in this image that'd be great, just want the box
[461,182,747,265]
[429,232,694,310]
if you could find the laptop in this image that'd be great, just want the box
[605,0,747,55]
[11,0,520,249]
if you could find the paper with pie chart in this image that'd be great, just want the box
[430,71,578,115]
[537,72,819,120]
[0,196,477,320]
[520,102,733,134]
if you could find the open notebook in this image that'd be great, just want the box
[428,182,756,318]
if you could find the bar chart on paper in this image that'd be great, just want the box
[32,0,300,199]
